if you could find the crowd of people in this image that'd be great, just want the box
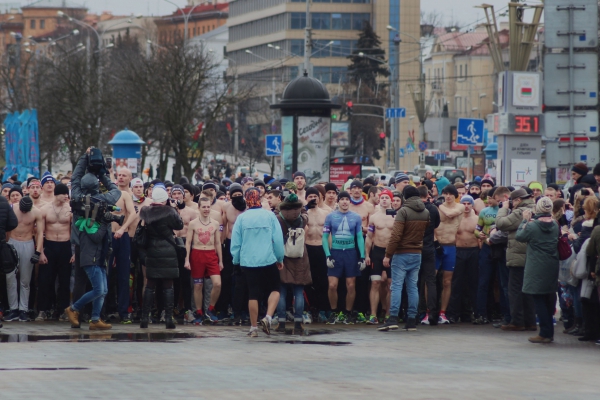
[1,155,600,344]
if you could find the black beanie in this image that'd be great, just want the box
[54,183,69,196]
[325,183,338,193]
[305,186,320,199]
[338,191,351,201]
[9,186,22,197]
[422,179,434,191]
[254,179,266,189]
[441,184,459,198]
[182,183,194,195]
[363,177,376,186]
[19,196,33,212]
[229,183,243,197]
[403,186,420,199]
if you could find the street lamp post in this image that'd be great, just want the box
[163,0,204,46]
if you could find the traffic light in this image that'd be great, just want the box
[379,132,386,150]
[331,113,338,120]
[346,101,353,117]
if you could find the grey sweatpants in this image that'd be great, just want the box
[6,238,35,311]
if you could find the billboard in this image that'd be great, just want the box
[297,116,331,184]
[331,122,350,147]
[329,163,361,188]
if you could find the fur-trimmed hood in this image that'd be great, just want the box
[139,204,180,225]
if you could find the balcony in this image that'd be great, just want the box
[431,80,443,93]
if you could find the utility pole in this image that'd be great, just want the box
[303,0,311,76]
[234,73,239,161]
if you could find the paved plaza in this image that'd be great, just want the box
[0,320,597,399]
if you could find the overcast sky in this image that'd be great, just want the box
[29,0,539,25]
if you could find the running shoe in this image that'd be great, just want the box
[247,328,258,337]
[302,311,312,325]
[286,311,294,322]
[120,316,133,324]
[337,311,348,324]
[366,315,379,325]
[271,316,280,329]
[35,311,47,321]
[0,310,3,321]
[183,310,195,324]
[19,311,29,322]
[404,317,417,331]
[473,316,490,325]
[318,311,328,323]
[355,313,367,324]
[438,314,450,324]
[378,316,399,331]
[59,313,69,322]
[326,312,338,325]
[383,315,390,324]
[260,316,271,335]
[343,312,355,325]
[160,310,165,322]
[206,310,219,324]
[421,314,430,325]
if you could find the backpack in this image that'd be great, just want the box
[279,213,305,258]
[0,239,19,274]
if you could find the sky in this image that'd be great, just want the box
[18,0,543,24]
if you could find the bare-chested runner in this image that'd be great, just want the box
[27,178,46,208]
[434,184,464,324]
[37,183,74,321]
[324,183,339,210]
[347,180,373,235]
[40,174,56,204]
[185,197,223,325]
[5,196,44,322]
[364,189,396,324]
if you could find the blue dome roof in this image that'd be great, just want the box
[108,129,145,145]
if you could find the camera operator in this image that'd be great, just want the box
[65,147,121,330]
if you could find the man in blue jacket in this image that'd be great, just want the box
[230,187,285,337]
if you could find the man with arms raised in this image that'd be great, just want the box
[185,197,223,324]
[4,196,45,322]
[365,189,395,324]
[446,195,479,323]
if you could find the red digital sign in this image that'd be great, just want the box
[513,115,540,133]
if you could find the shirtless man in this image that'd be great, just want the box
[314,184,333,212]
[446,195,479,323]
[203,182,225,216]
[293,171,308,205]
[37,183,73,321]
[185,197,223,325]
[40,174,56,204]
[394,173,410,193]
[365,189,395,324]
[28,178,45,208]
[348,180,373,234]
[4,196,45,322]
[214,183,246,320]
[324,183,339,210]
[367,186,381,211]
[110,168,137,323]
[434,184,464,324]
[1,182,11,199]
[9,187,23,205]
[305,187,331,322]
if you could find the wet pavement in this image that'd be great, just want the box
[0,320,597,399]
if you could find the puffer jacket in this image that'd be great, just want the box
[496,198,535,267]
[516,213,559,294]
[0,195,18,239]
[385,196,430,258]
[139,204,184,279]
[422,201,440,251]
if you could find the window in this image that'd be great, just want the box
[464,64,468,78]
[332,0,351,3]
[193,27,196,35]
[313,0,331,2]
[40,19,45,29]
[312,13,331,30]
[291,13,306,29]
[457,97,461,113]
[290,39,305,57]
[331,40,352,56]
[331,67,348,83]
[331,13,351,30]
[203,26,206,33]
[352,13,370,30]
[352,0,370,3]
[312,40,331,57]
[30,19,35,29]
[314,66,331,83]
[459,65,462,78]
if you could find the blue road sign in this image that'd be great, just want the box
[457,118,485,146]
[434,153,447,161]
[418,141,427,152]
[265,134,282,156]
[386,107,406,119]
[399,148,405,158]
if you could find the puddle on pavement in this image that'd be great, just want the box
[0,367,88,371]
[270,340,350,346]
[0,332,199,343]
[277,328,341,336]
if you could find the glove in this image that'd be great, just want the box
[326,256,335,269]
[434,241,443,256]
[306,199,317,209]
[30,251,41,264]
[358,258,366,271]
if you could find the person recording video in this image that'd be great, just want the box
[64,147,122,330]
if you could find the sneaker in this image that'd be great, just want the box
[404,317,417,331]
[0,310,4,321]
[19,311,29,322]
[421,314,430,325]
[552,317,557,326]
[286,311,294,322]
[89,319,112,330]
[59,313,69,322]
[120,316,133,324]
[366,315,379,325]
[5,310,19,322]
[326,312,338,325]
[260,317,271,335]
[159,310,165,322]
[302,311,312,325]
[206,310,219,324]
[35,311,47,321]
[271,316,280,329]
[247,328,258,337]
[184,310,195,324]
[216,312,231,322]
[438,314,450,324]
[338,312,350,324]
[355,312,367,324]
[378,316,399,331]
[473,316,490,325]
[318,311,328,323]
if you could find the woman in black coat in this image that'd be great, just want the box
[138,187,184,329]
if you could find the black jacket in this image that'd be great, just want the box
[423,201,440,251]
[139,204,184,279]
[0,195,18,239]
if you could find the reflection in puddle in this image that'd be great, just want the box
[0,367,88,371]
[276,328,341,336]
[271,341,350,346]
[0,332,199,343]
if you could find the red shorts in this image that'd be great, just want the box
[190,249,220,279]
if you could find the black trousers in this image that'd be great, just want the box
[508,267,536,327]
[582,292,600,339]
[305,245,330,312]
[215,239,233,315]
[418,250,437,316]
[174,237,192,311]
[38,240,72,313]
[447,247,479,320]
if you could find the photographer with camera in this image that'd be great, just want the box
[0,194,18,327]
[64,147,122,330]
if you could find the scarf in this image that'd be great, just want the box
[75,217,100,234]
[349,196,364,205]
[133,194,145,204]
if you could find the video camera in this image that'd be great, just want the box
[87,147,111,176]
[70,194,124,227]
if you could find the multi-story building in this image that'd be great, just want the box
[97,16,158,55]
[226,0,420,170]
[155,2,228,46]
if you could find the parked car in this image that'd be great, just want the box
[361,166,381,177]
[439,167,466,184]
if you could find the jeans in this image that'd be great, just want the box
[277,284,305,322]
[389,253,421,319]
[72,265,108,322]
[532,293,556,339]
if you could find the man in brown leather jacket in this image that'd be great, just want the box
[378,186,429,332]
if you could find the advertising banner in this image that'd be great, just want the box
[329,163,361,188]
[282,116,293,177]
[331,122,350,147]
[297,116,331,184]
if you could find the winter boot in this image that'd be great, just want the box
[140,288,155,329]
[164,288,176,329]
